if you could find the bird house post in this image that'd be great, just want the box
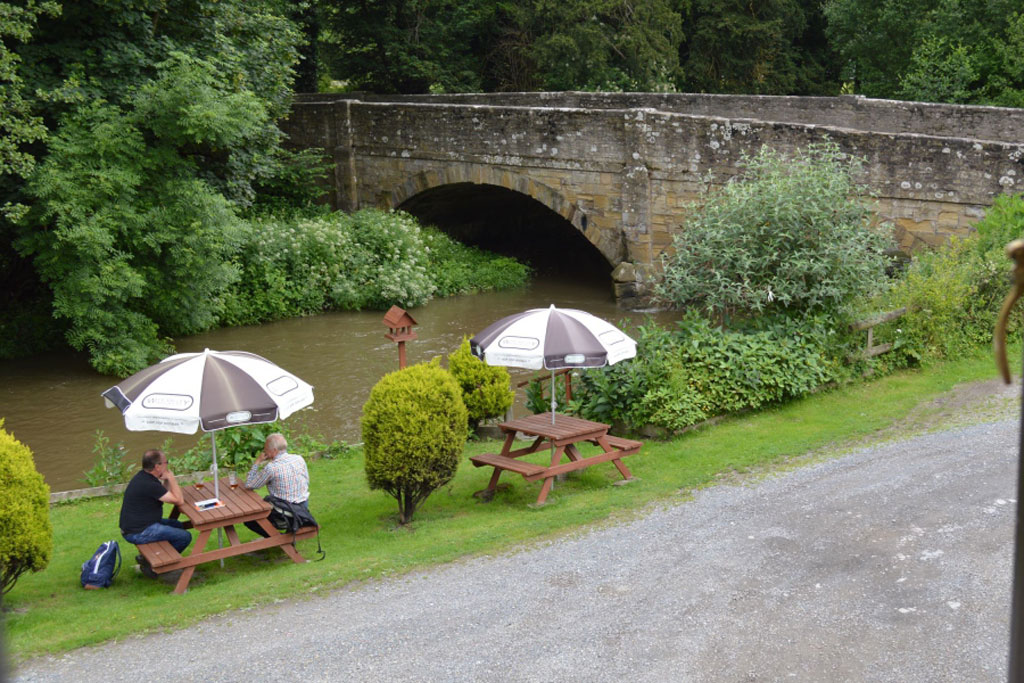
[383,305,418,369]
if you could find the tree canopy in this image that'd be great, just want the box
[824,0,1024,105]
[2,0,303,374]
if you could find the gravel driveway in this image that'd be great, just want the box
[13,417,1019,682]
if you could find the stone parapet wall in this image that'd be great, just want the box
[293,92,1024,143]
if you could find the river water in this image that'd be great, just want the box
[1,274,676,492]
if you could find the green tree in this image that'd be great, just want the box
[4,0,303,374]
[824,0,1024,105]
[898,37,978,104]
[678,0,837,95]
[319,0,495,93]
[0,1,62,360]
[0,420,52,597]
[319,0,684,93]
[658,142,893,322]
[527,0,683,91]
[447,337,514,429]
[361,361,468,524]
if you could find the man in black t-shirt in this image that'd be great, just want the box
[119,449,192,559]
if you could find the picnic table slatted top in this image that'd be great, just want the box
[501,413,610,444]
[179,480,270,528]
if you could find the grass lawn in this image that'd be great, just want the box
[3,349,1017,661]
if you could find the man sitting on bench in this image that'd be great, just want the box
[119,449,192,577]
[243,433,316,536]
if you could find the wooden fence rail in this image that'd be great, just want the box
[849,307,907,360]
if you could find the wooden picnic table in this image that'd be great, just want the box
[470,412,641,505]
[136,479,316,594]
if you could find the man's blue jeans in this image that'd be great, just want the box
[123,518,192,553]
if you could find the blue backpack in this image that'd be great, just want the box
[80,540,122,589]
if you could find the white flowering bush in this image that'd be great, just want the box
[221,209,526,325]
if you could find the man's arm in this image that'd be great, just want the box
[158,469,184,506]
[245,453,272,490]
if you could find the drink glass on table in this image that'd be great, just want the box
[229,470,237,489]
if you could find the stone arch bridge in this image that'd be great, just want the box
[280,92,1024,307]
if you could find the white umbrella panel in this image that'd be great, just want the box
[102,348,314,500]
[469,305,637,423]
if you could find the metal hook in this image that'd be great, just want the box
[994,239,1024,384]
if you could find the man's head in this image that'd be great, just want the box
[263,433,287,460]
[142,449,168,474]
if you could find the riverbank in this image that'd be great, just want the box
[4,350,1018,661]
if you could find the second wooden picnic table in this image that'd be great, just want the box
[470,412,641,505]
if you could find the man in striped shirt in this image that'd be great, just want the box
[243,433,312,537]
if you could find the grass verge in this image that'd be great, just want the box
[4,348,1019,661]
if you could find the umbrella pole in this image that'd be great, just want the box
[210,433,224,568]
[551,370,556,425]
[549,370,557,491]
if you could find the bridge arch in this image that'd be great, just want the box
[381,167,615,266]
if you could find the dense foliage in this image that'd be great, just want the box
[824,0,1024,105]
[573,315,849,435]
[315,0,1021,105]
[680,0,835,95]
[221,209,530,326]
[867,193,1024,368]
[361,361,468,524]
[320,0,684,93]
[658,142,894,322]
[0,420,52,597]
[447,338,514,429]
[2,0,304,373]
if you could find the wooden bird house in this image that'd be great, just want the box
[383,305,418,368]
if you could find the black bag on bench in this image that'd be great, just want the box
[266,495,325,561]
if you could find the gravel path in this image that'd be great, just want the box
[13,417,1019,682]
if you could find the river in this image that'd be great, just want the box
[0,274,676,492]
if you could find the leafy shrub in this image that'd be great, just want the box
[447,338,514,428]
[658,142,894,323]
[871,193,1024,366]
[83,431,137,487]
[525,374,571,415]
[574,313,846,434]
[0,420,52,596]
[174,419,349,477]
[361,360,468,524]
[421,230,531,296]
[221,209,529,327]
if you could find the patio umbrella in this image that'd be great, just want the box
[101,348,314,501]
[469,305,637,424]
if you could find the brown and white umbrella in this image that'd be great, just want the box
[102,348,314,499]
[469,305,637,423]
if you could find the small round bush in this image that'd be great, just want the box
[0,420,52,596]
[361,360,468,524]
[447,337,514,429]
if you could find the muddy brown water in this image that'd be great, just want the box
[1,275,677,492]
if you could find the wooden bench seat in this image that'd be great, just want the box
[470,453,547,477]
[136,541,183,571]
[589,436,643,456]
